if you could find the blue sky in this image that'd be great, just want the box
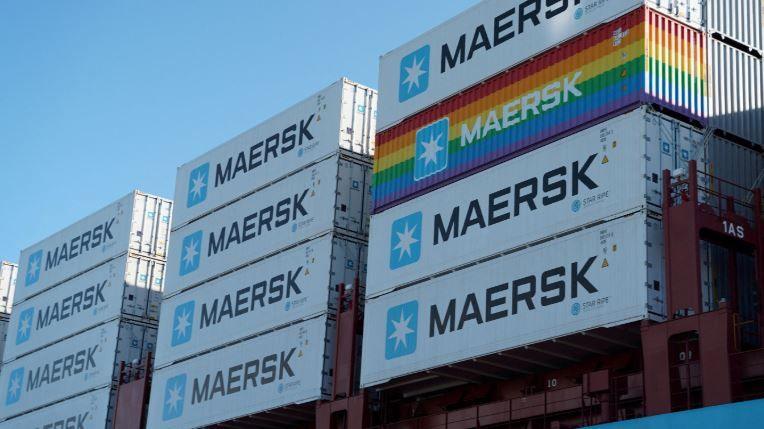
[0,0,477,262]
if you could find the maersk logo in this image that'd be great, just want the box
[179,231,203,276]
[25,250,42,286]
[5,367,24,405]
[385,300,418,360]
[163,373,187,421]
[15,307,34,345]
[399,45,430,102]
[187,163,210,208]
[171,301,195,347]
[389,212,422,270]
[414,118,449,181]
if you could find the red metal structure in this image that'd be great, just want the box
[114,353,154,429]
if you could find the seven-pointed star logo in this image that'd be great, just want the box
[16,307,34,345]
[186,163,210,208]
[5,367,24,405]
[25,250,42,286]
[389,212,423,270]
[385,301,418,360]
[171,301,195,347]
[393,223,419,261]
[162,374,187,421]
[418,131,444,167]
[398,45,430,102]
[179,231,203,276]
[414,118,449,181]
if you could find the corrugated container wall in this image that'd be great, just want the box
[0,319,156,420]
[0,262,16,313]
[368,107,709,298]
[154,233,366,368]
[361,212,663,387]
[372,7,706,212]
[172,78,376,229]
[706,0,763,50]
[146,315,334,429]
[3,254,165,362]
[0,387,113,429]
[15,191,172,304]
[166,155,371,296]
[707,38,764,144]
[0,314,8,370]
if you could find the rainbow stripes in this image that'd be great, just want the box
[372,8,706,213]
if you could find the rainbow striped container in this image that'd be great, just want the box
[372,7,706,213]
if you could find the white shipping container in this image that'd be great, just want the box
[3,254,164,362]
[0,387,112,428]
[166,154,370,294]
[15,191,172,304]
[366,108,703,298]
[0,262,16,314]
[377,0,650,130]
[360,212,663,387]
[155,233,365,368]
[174,78,376,228]
[707,0,763,50]
[146,315,334,429]
[0,319,156,419]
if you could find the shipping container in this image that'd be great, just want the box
[360,212,662,387]
[0,262,16,314]
[146,315,334,429]
[173,78,377,228]
[15,191,172,304]
[0,386,112,428]
[591,397,764,428]
[155,233,366,368]
[0,319,156,420]
[167,154,371,293]
[706,0,763,51]
[373,7,706,212]
[367,107,704,298]
[707,37,764,145]
[3,254,164,362]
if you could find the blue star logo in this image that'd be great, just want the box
[385,301,418,360]
[389,212,422,270]
[15,307,34,345]
[5,367,24,405]
[25,250,42,286]
[179,231,203,276]
[162,373,187,421]
[399,45,430,102]
[171,301,195,347]
[414,118,449,181]
[187,163,209,208]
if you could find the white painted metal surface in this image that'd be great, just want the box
[377,0,647,131]
[708,38,764,145]
[366,108,703,298]
[173,78,376,228]
[3,254,164,362]
[15,191,172,304]
[360,213,661,387]
[155,233,365,368]
[0,386,112,428]
[707,0,763,50]
[0,262,16,314]
[0,319,156,419]
[166,155,370,294]
[146,316,333,429]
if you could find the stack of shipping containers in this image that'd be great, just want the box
[360,0,763,412]
[0,191,172,429]
[146,78,376,428]
[0,262,17,373]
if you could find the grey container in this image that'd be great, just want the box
[707,37,764,145]
[707,0,763,51]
